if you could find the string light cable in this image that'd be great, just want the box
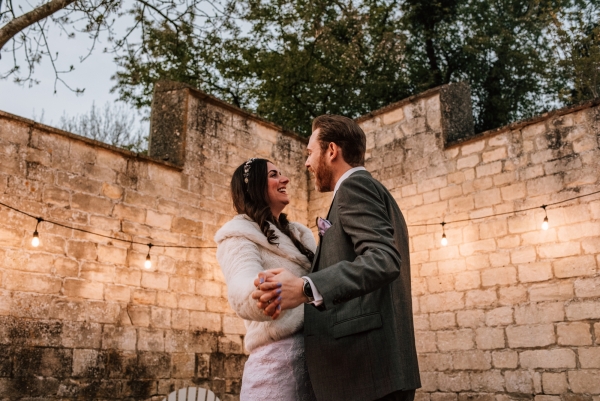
[406,188,600,246]
[0,200,216,269]
[1,188,599,260]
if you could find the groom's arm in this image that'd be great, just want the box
[307,174,401,310]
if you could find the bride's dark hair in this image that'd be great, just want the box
[231,158,314,263]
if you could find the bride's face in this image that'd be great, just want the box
[266,162,290,217]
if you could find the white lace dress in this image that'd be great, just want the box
[240,332,316,401]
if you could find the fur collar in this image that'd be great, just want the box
[214,215,311,269]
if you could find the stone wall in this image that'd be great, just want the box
[342,90,599,401]
[1,79,599,401]
[0,81,307,400]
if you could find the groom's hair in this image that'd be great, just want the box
[312,115,366,167]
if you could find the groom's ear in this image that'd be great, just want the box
[328,142,341,161]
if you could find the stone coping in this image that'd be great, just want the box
[0,109,184,171]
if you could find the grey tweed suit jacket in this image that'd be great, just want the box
[304,170,421,401]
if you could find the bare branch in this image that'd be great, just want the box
[0,0,77,51]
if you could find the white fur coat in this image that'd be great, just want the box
[214,214,317,352]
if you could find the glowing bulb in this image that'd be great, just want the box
[31,232,40,247]
[441,234,448,246]
[542,217,549,231]
[144,255,152,269]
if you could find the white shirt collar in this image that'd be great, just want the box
[333,166,367,199]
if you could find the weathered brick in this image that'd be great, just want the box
[437,329,475,351]
[520,349,576,369]
[453,351,491,370]
[485,307,513,326]
[481,267,517,287]
[529,282,574,302]
[557,322,592,346]
[4,271,62,294]
[465,289,497,308]
[542,372,568,394]
[420,292,464,313]
[569,370,600,394]
[418,353,453,372]
[71,193,113,214]
[104,284,130,302]
[141,271,169,290]
[457,155,480,170]
[566,301,600,321]
[455,271,481,291]
[492,350,518,369]
[430,313,456,330]
[416,331,438,353]
[505,370,533,393]
[437,372,471,392]
[518,262,553,283]
[499,285,527,306]
[506,324,555,348]
[553,255,596,278]
[470,370,505,392]
[579,347,600,368]
[514,302,564,325]
[457,310,485,328]
[190,311,221,332]
[538,242,581,259]
[138,328,165,351]
[66,240,97,261]
[131,289,156,305]
[476,161,502,178]
[475,327,505,350]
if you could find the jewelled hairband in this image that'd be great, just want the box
[243,158,256,184]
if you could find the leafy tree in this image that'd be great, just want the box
[0,0,227,93]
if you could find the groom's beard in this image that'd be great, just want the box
[314,155,334,192]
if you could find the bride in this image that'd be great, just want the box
[214,158,317,400]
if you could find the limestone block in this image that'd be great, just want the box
[504,370,533,393]
[453,350,491,370]
[420,371,439,392]
[514,302,564,325]
[542,372,568,394]
[475,327,505,350]
[457,155,480,170]
[80,262,115,283]
[427,275,456,294]
[141,271,169,291]
[553,255,596,278]
[476,162,502,178]
[420,292,464,313]
[507,214,537,234]
[102,325,137,350]
[566,301,600,321]
[479,220,508,240]
[63,279,104,299]
[178,294,206,311]
[579,347,600,368]
[568,370,600,394]
[430,313,456,330]
[520,349,576,369]
[470,370,505,392]
[461,141,485,156]
[190,311,221,332]
[137,328,165,351]
[418,353,453,372]
[485,307,513,326]
[43,187,71,207]
[465,289,497,308]
[558,221,600,242]
[66,240,97,261]
[437,372,471,392]
[132,289,157,305]
[582,237,600,255]
[557,322,592,346]
[460,239,497,258]
[473,189,501,208]
[61,321,102,349]
[431,393,456,401]
[481,267,517,287]
[529,282,573,302]
[416,331,438,353]
[218,334,245,355]
[145,210,173,230]
[510,247,537,265]
[518,262,553,283]
[482,147,507,163]
[57,171,102,194]
[115,267,141,286]
[466,254,491,270]
[492,350,518,369]
[437,329,474,351]
[538,242,581,259]
[105,285,131,302]
[455,271,481,291]
[457,310,485,328]
[506,324,555,348]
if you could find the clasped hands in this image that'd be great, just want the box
[251,268,308,320]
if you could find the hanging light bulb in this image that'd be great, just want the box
[144,244,153,269]
[31,218,42,247]
[541,205,549,230]
[440,222,448,246]
[31,232,40,247]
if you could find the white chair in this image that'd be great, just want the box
[162,387,221,401]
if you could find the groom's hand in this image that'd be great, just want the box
[252,268,307,319]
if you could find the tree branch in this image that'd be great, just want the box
[0,0,77,51]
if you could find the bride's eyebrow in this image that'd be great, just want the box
[268,169,279,175]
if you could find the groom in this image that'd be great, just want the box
[254,115,421,401]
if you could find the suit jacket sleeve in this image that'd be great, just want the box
[308,174,402,310]
[217,237,279,322]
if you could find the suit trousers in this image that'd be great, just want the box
[375,389,416,401]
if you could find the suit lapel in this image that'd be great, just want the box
[310,195,337,273]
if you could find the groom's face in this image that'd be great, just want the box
[306,129,334,192]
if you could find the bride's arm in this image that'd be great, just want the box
[217,236,280,322]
